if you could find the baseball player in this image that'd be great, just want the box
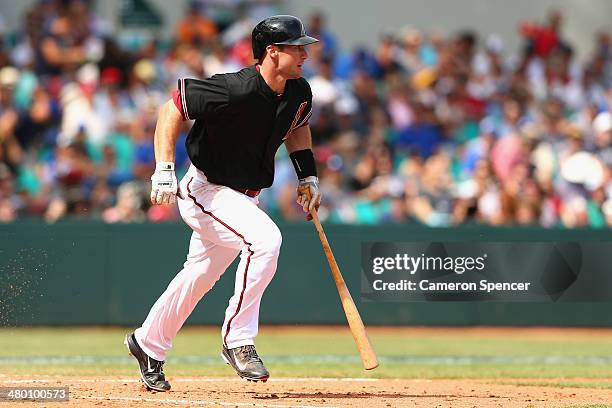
[124,15,320,391]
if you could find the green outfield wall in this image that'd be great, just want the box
[1,220,611,327]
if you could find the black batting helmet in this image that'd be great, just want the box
[252,15,319,60]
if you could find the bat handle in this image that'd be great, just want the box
[309,208,322,231]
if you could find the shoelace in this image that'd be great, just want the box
[239,345,262,362]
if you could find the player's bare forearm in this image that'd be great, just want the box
[286,125,320,217]
[284,125,312,153]
[154,99,184,163]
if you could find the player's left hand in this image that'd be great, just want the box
[297,176,321,220]
[151,161,178,205]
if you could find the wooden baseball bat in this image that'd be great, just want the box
[309,209,379,370]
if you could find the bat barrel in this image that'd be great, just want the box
[310,210,379,371]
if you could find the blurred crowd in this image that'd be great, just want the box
[0,0,611,227]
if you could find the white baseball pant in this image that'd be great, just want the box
[134,164,281,361]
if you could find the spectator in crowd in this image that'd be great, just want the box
[175,0,218,48]
[306,11,338,59]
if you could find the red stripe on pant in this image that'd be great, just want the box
[186,177,253,348]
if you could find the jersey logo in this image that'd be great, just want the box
[282,101,309,140]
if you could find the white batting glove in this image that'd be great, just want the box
[151,161,178,205]
[297,176,321,220]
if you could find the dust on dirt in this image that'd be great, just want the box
[1,376,610,408]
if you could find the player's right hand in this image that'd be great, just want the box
[151,161,178,205]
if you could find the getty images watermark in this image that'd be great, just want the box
[361,242,612,302]
[371,252,532,293]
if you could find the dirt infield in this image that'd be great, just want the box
[2,376,611,407]
[2,327,612,406]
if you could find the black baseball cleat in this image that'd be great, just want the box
[124,332,171,391]
[221,345,270,382]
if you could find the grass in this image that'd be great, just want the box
[500,380,612,390]
[0,326,611,379]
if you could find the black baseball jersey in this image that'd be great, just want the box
[177,65,312,190]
